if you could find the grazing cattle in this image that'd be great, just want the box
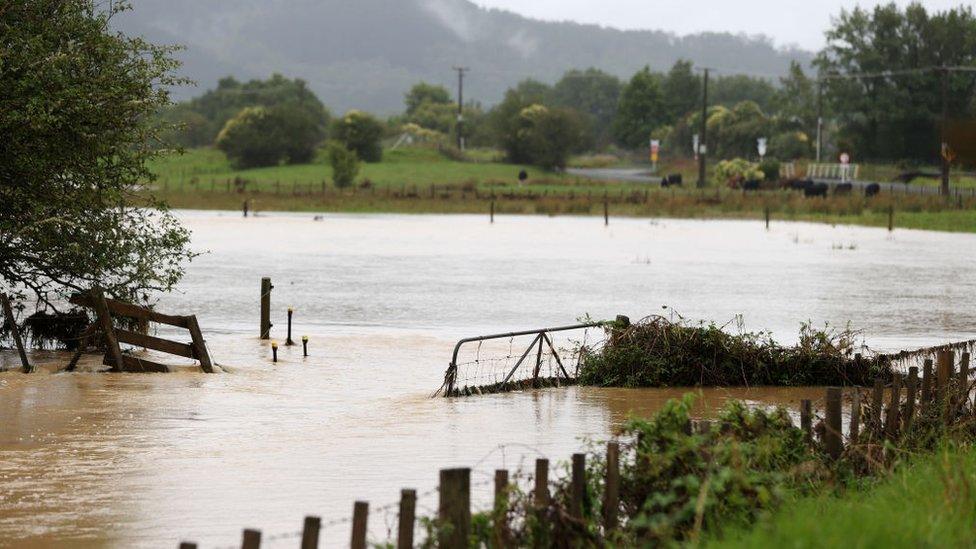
[834,183,853,195]
[804,182,829,198]
[518,170,528,184]
[742,179,761,191]
[660,177,670,188]
[865,183,881,197]
[785,179,812,192]
[667,173,683,186]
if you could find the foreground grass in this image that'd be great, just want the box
[707,444,976,548]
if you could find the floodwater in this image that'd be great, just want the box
[2,212,975,548]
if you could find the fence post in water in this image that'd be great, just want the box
[490,200,495,224]
[888,204,894,232]
[825,387,843,459]
[302,336,309,357]
[571,453,586,520]
[764,206,770,230]
[871,379,884,436]
[905,366,919,432]
[849,391,861,442]
[800,400,813,442]
[605,442,620,532]
[351,501,369,549]
[922,358,933,406]
[885,373,902,439]
[604,199,609,226]
[397,489,416,549]
[271,341,278,363]
[242,529,261,549]
[301,516,320,549]
[178,543,197,549]
[286,307,295,345]
[438,468,471,549]
[260,277,272,339]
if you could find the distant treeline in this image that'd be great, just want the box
[157,3,976,169]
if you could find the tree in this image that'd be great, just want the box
[328,142,361,188]
[551,68,622,147]
[0,0,193,309]
[160,73,331,148]
[711,75,777,111]
[332,110,385,163]
[774,61,817,133]
[489,80,554,162]
[816,3,976,162]
[405,82,452,115]
[504,105,584,170]
[662,60,701,124]
[613,67,667,149]
[215,105,323,168]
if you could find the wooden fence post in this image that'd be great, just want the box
[871,379,884,435]
[534,458,550,548]
[397,489,416,549]
[825,387,843,459]
[604,442,619,532]
[260,277,272,339]
[937,351,955,412]
[604,199,609,226]
[0,294,31,373]
[922,358,933,406]
[800,399,813,442]
[91,288,133,372]
[301,516,320,549]
[351,501,368,549]
[884,373,902,439]
[438,468,471,549]
[493,469,510,548]
[242,529,261,549]
[571,453,586,520]
[905,367,919,432]
[849,391,861,442]
[178,543,197,549]
[959,352,970,407]
[186,315,215,373]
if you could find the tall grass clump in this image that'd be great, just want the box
[578,315,891,388]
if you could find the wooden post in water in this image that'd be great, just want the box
[438,468,470,549]
[397,489,416,549]
[800,400,813,442]
[849,391,861,442]
[922,358,934,406]
[179,543,197,549]
[571,453,586,520]
[260,277,272,339]
[301,516,320,549]
[825,387,843,459]
[885,373,902,439]
[605,442,620,532]
[0,294,31,373]
[351,501,368,549]
[905,366,919,432]
[867,379,885,436]
[242,529,261,549]
[764,206,770,230]
[490,200,495,224]
[888,204,894,232]
[604,199,609,226]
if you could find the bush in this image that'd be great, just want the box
[769,131,811,160]
[759,158,781,181]
[215,105,323,168]
[327,141,360,188]
[332,110,384,163]
[504,104,585,170]
[714,158,764,185]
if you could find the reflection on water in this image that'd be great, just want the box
[1,212,975,547]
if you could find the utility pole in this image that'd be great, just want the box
[453,66,469,151]
[816,79,824,163]
[697,68,710,188]
[940,66,950,197]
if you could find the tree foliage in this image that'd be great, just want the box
[215,105,323,168]
[551,68,622,147]
[816,3,976,162]
[327,141,360,188]
[502,105,584,170]
[613,67,667,149]
[404,82,452,115]
[0,0,193,308]
[332,110,385,163]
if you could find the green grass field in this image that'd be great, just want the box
[147,147,976,233]
[706,444,976,548]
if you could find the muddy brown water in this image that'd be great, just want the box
[2,212,974,547]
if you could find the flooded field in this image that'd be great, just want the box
[2,212,975,547]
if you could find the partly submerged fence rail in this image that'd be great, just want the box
[436,318,623,398]
[184,349,975,549]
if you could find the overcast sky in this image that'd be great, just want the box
[473,0,964,50]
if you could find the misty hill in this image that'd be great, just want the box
[115,0,813,114]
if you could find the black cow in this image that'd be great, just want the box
[865,183,881,197]
[668,173,683,186]
[804,182,829,198]
[834,183,853,195]
[742,179,761,191]
[785,179,812,192]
